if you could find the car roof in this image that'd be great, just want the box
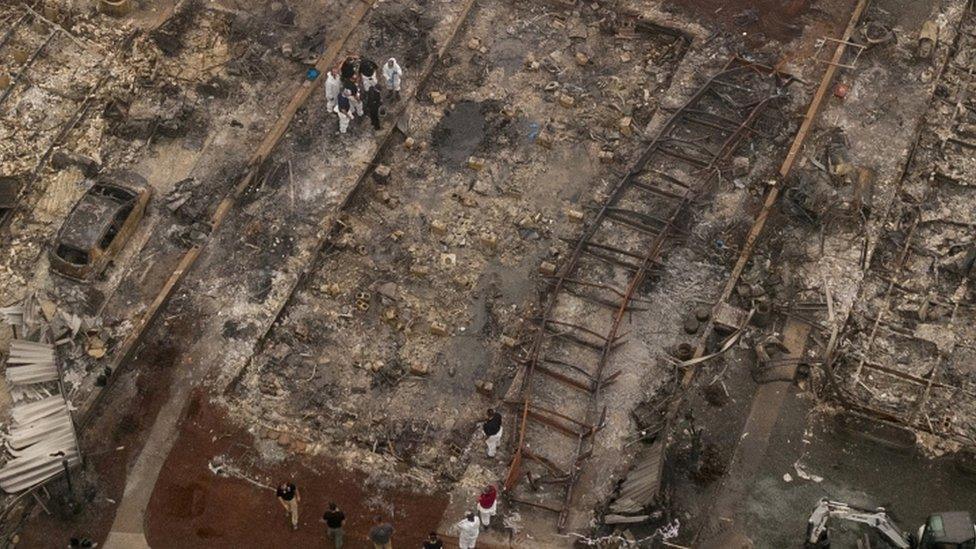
[929,512,976,543]
[59,193,127,251]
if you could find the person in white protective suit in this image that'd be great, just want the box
[455,512,481,549]
[382,57,403,99]
[324,69,341,112]
[335,89,353,134]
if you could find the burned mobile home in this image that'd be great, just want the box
[2,0,976,547]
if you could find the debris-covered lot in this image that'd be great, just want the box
[3,0,976,547]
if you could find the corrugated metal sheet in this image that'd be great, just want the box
[609,439,663,515]
[5,340,58,385]
[11,395,66,425]
[1,332,80,494]
[0,304,25,331]
[0,398,80,493]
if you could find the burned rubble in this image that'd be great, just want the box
[3,0,976,548]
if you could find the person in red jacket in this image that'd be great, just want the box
[477,484,497,529]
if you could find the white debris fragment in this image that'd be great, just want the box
[793,462,824,483]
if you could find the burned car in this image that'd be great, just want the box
[49,172,151,281]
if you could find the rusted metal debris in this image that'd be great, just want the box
[504,57,790,531]
[825,4,976,453]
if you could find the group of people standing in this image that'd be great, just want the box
[272,408,506,548]
[449,408,505,548]
[274,484,399,549]
[324,55,403,134]
[453,483,499,549]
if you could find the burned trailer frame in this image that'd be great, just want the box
[820,2,976,457]
[504,58,793,531]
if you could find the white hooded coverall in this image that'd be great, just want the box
[324,71,341,112]
[456,517,481,549]
[383,58,403,92]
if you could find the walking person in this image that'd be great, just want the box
[322,502,346,548]
[382,57,403,99]
[477,485,497,528]
[482,408,503,458]
[336,89,353,134]
[368,515,394,549]
[276,481,301,531]
[364,83,382,130]
[455,512,481,549]
[324,68,341,112]
[423,532,444,549]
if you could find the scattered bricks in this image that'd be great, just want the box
[430,91,448,104]
[467,156,486,170]
[467,38,481,50]
[618,116,633,136]
[373,164,391,183]
[558,94,575,108]
[410,362,430,376]
[575,52,589,65]
[430,321,449,336]
[404,136,416,149]
[599,150,614,163]
[321,282,342,297]
[620,52,632,63]
[440,253,457,267]
[410,264,429,277]
[566,208,585,222]
[524,54,540,71]
[732,156,750,177]
[536,132,553,148]
[383,307,398,322]
[501,335,518,348]
[476,380,494,396]
[539,261,557,276]
[479,233,498,249]
[430,219,448,235]
[11,47,28,64]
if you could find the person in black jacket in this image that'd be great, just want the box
[276,482,301,530]
[364,84,382,130]
[423,532,444,549]
[322,502,346,548]
[482,408,502,457]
